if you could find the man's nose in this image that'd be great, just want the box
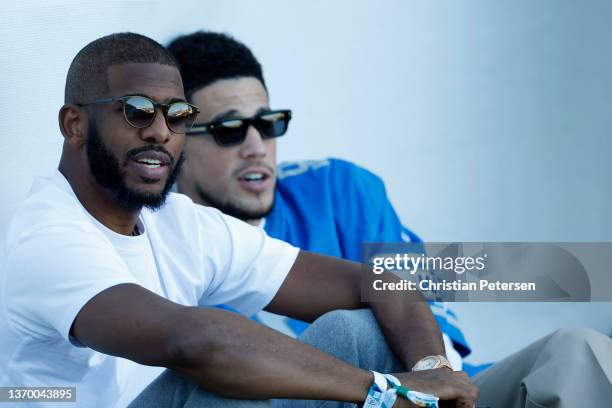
[140,110,172,144]
[239,125,267,159]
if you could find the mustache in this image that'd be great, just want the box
[126,145,174,166]
[233,162,275,176]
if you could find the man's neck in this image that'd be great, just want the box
[246,218,264,227]
[58,162,140,236]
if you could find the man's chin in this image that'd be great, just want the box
[236,193,275,220]
[197,187,275,221]
[241,203,274,221]
[111,189,165,211]
[109,179,173,211]
[128,182,167,196]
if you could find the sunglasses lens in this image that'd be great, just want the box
[257,111,290,138]
[123,96,155,128]
[167,102,198,133]
[211,119,248,146]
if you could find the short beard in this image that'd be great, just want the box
[85,120,185,211]
[195,186,275,222]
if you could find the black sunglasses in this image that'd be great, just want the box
[78,95,200,134]
[187,109,292,147]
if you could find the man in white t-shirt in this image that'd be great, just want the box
[0,33,478,407]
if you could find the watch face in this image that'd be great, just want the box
[413,355,452,372]
[420,357,438,370]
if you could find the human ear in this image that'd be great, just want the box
[59,104,88,148]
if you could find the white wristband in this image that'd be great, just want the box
[383,374,440,408]
[363,371,397,408]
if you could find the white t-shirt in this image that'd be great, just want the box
[0,170,299,407]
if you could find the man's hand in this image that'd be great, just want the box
[392,369,478,407]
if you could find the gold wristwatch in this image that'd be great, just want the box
[411,355,453,371]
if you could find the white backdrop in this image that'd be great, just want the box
[1,1,610,364]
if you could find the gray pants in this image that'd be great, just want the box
[129,310,612,407]
[474,327,612,407]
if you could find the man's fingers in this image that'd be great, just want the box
[452,377,479,407]
[432,371,479,405]
[393,369,479,406]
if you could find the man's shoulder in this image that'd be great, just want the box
[277,158,386,190]
[143,192,238,242]
[144,191,224,224]
[269,158,393,235]
[4,173,93,249]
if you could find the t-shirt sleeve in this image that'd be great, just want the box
[196,208,299,316]
[3,222,138,344]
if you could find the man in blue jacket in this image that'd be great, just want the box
[168,31,469,371]
[167,31,612,407]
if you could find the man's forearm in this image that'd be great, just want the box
[169,307,373,401]
[266,251,446,369]
[73,284,375,403]
[367,272,446,369]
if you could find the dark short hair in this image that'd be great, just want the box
[65,32,178,104]
[167,31,266,100]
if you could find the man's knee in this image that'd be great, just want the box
[303,309,402,373]
[312,309,379,338]
[543,327,611,372]
[301,309,384,357]
[548,327,606,348]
